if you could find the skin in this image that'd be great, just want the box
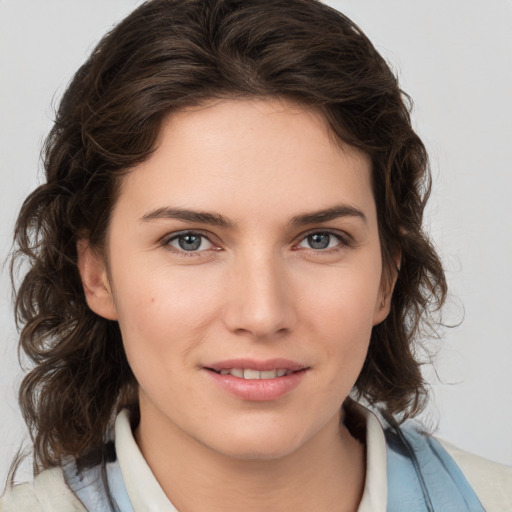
[79,98,395,511]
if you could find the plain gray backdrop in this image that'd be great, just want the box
[1,0,511,482]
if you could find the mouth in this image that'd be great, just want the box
[204,361,308,400]
[204,359,309,400]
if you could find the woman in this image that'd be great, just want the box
[1,0,510,510]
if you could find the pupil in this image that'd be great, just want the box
[308,233,330,249]
[179,234,201,251]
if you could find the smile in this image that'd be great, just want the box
[205,359,309,401]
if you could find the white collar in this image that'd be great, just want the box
[115,409,178,511]
[114,405,388,511]
[354,404,388,512]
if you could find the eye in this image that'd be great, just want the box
[165,231,214,252]
[297,232,345,250]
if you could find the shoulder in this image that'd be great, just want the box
[0,467,86,512]
[439,438,512,511]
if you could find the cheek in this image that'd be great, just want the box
[115,259,223,322]
[297,264,381,381]
[112,265,224,373]
[300,265,382,332]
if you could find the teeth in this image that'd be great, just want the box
[217,368,292,379]
[244,369,261,380]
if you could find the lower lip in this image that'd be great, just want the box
[205,369,308,401]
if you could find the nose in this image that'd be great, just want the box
[222,251,297,340]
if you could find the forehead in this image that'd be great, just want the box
[115,98,375,227]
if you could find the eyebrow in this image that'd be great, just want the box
[140,207,235,228]
[140,204,366,228]
[289,204,367,226]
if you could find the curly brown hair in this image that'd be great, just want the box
[11,0,446,470]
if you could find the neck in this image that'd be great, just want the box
[135,406,366,512]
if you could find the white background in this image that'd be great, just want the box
[1,0,511,482]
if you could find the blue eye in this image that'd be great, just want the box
[166,232,213,252]
[298,232,343,250]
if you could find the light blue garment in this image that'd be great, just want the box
[386,426,485,511]
[63,456,133,512]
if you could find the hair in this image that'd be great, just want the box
[11,0,446,471]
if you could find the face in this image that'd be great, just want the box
[81,98,391,461]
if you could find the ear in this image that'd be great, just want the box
[77,239,118,320]
[372,251,401,326]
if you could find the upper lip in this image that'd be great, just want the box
[206,358,308,372]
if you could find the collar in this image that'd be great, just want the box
[114,405,388,511]
[354,404,388,512]
[115,409,178,511]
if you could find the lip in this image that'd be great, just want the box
[203,358,309,401]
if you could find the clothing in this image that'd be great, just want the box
[1,406,511,511]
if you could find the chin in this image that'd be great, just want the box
[203,424,308,462]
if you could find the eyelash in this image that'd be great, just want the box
[160,229,352,257]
